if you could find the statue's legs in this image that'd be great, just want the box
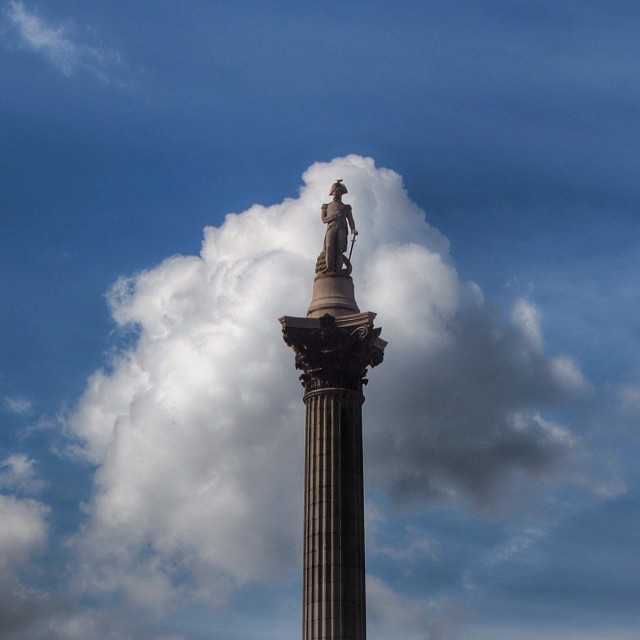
[326,225,347,273]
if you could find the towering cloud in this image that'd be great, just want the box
[66,156,585,608]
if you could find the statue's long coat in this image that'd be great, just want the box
[321,201,354,272]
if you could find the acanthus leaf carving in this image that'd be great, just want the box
[281,314,384,393]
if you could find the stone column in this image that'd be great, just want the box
[280,309,386,640]
[303,387,365,640]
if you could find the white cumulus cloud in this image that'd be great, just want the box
[65,155,585,611]
[0,493,49,636]
[0,454,45,494]
[0,494,47,571]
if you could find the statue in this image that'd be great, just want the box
[315,180,358,274]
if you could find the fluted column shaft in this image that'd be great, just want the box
[280,312,386,640]
[303,388,366,640]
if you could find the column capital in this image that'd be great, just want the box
[279,312,386,393]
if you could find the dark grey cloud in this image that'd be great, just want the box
[365,285,586,509]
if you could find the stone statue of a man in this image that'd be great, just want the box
[315,180,358,274]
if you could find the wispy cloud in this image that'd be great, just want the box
[5,1,127,83]
[617,381,640,414]
[4,395,33,416]
[462,521,549,592]
[368,575,467,640]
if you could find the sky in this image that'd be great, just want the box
[1,1,639,639]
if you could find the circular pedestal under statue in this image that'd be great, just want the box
[307,272,360,318]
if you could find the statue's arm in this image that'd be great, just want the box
[345,205,358,235]
[321,203,328,224]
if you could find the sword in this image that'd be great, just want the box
[347,232,357,263]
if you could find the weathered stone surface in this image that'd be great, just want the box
[303,388,366,640]
[279,313,385,393]
[280,312,385,640]
[307,273,360,318]
[280,182,386,640]
[315,179,358,275]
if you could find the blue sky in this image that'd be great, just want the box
[1,2,639,639]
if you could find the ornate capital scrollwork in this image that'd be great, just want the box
[280,313,386,393]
